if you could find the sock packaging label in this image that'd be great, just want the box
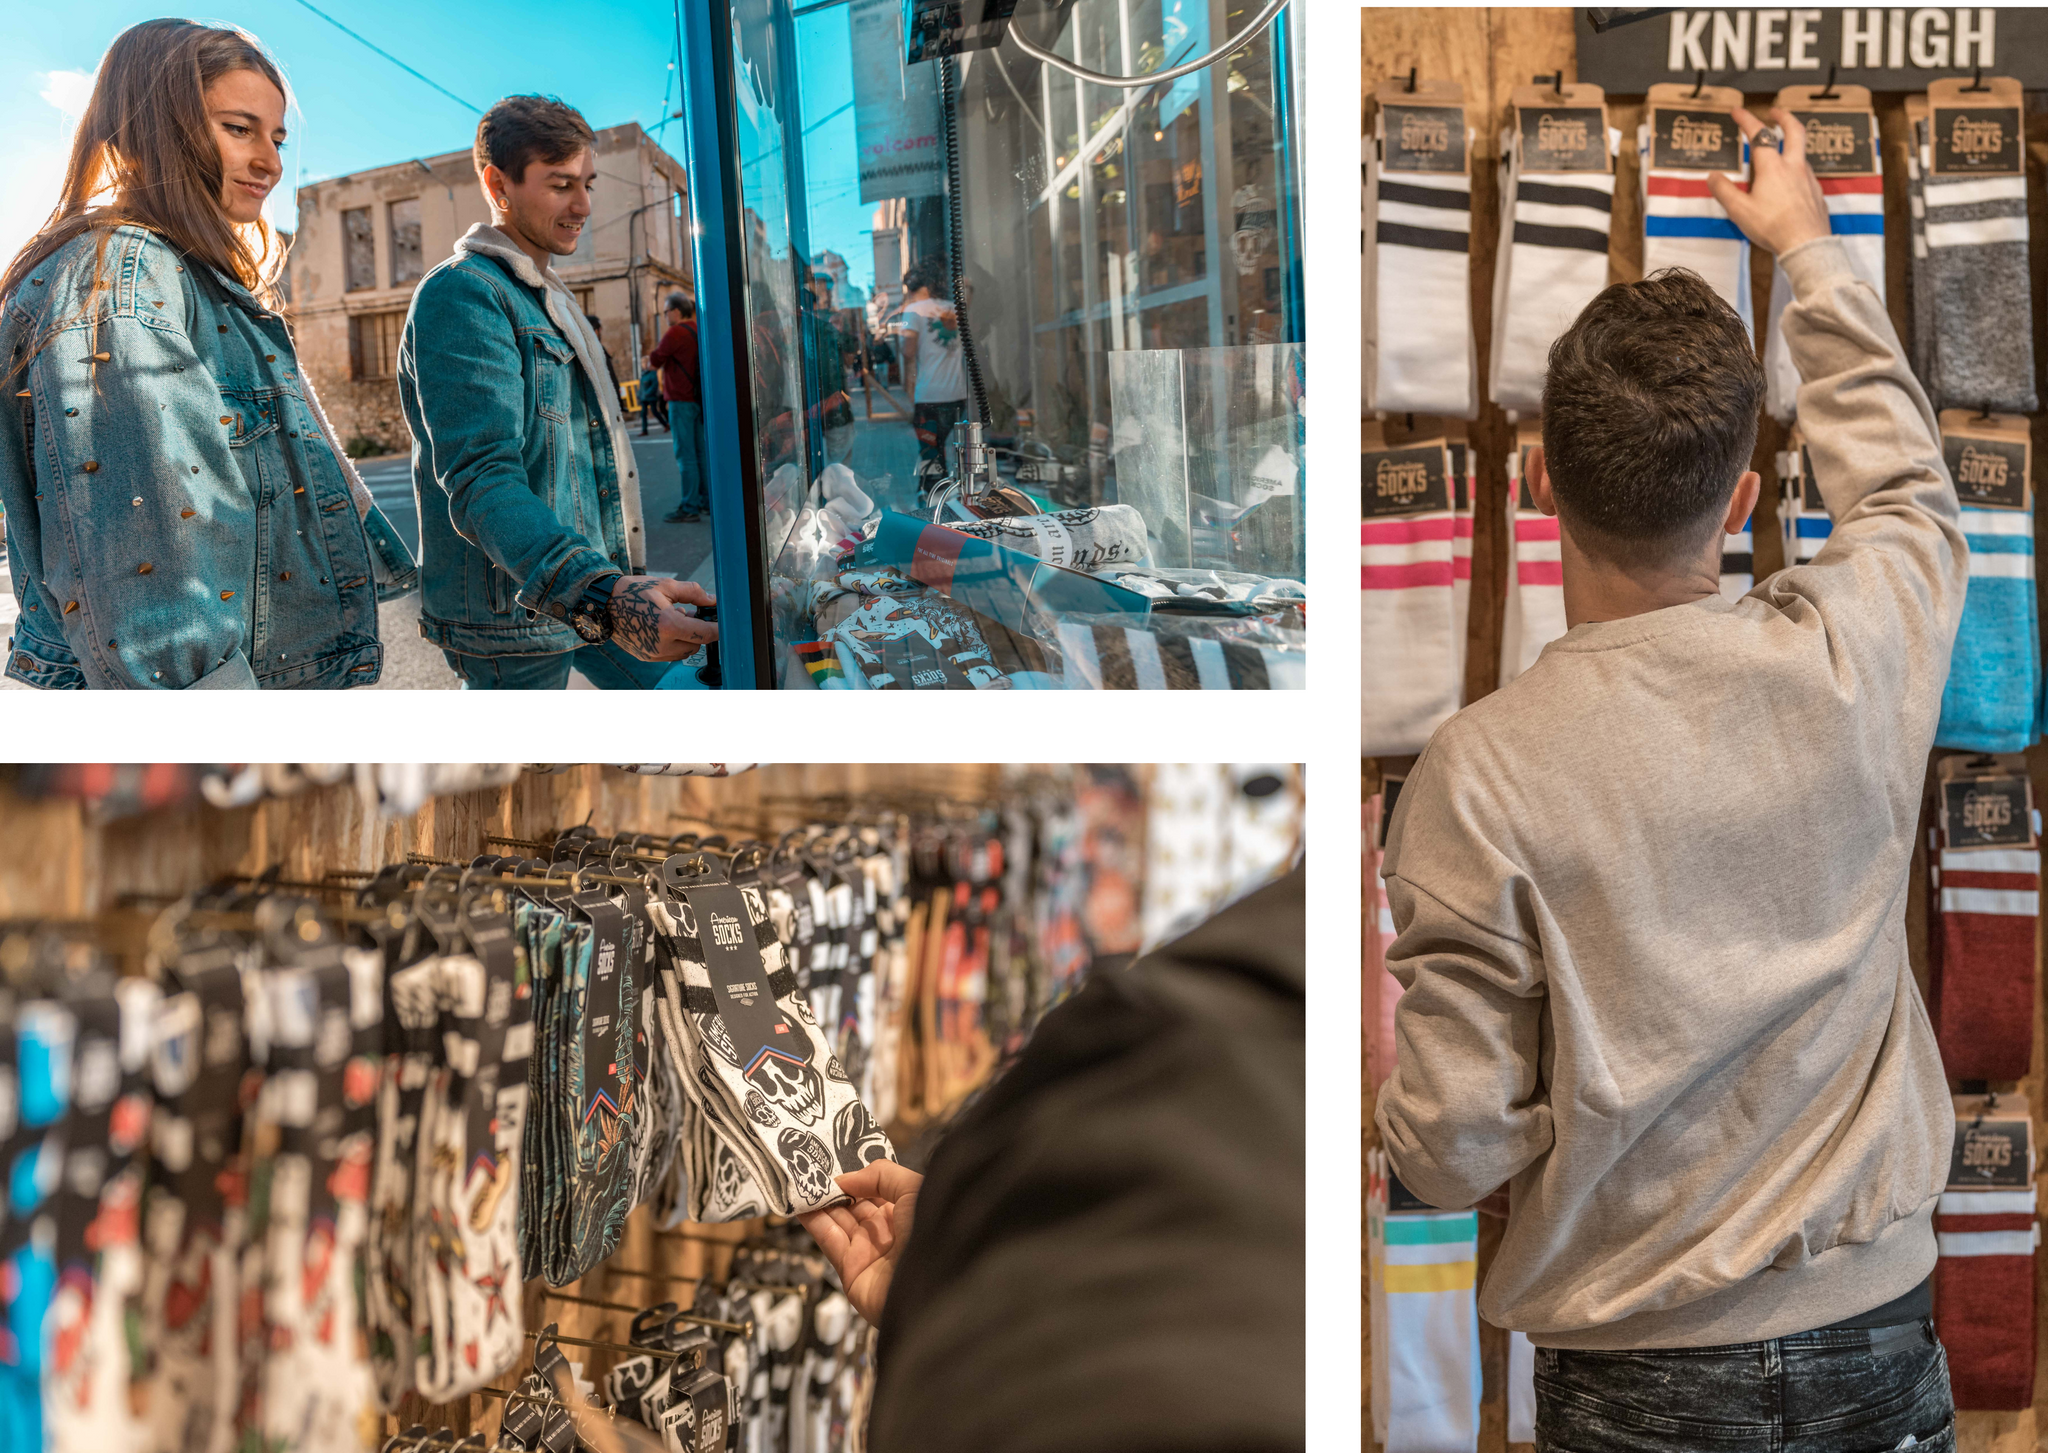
[1648,105,1742,172]
[1940,411,2031,514]
[1362,441,1451,519]
[1949,1093,2035,1192]
[1381,104,1468,175]
[1515,101,1610,175]
[1929,77,2024,178]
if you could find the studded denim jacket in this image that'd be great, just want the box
[0,224,418,689]
[397,225,646,658]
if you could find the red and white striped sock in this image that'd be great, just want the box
[1764,168,1885,421]
[1936,1186,2038,1411]
[1500,446,1566,686]
[1930,836,2039,1081]
[1363,483,1460,754]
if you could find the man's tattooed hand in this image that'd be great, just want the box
[606,575,720,662]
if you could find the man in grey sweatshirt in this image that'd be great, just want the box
[1375,109,1967,1448]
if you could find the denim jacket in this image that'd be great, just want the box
[398,225,646,657]
[0,224,418,689]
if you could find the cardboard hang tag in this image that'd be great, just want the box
[1928,76,2024,178]
[1646,82,1747,173]
[1775,84,1879,178]
[1949,1092,2035,1192]
[1511,80,1610,175]
[1375,76,1468,177]
[1362,437,1452,519]
[1937,752,2038,851]
[1939,409,2032,513]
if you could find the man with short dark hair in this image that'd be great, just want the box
[399,95,716,689]
[647,291,705,523]
[1376,111,1968,1444]
[892,257,969,487]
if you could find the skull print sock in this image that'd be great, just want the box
[1936,1186,2038,1411]
[1923,167,2035,414]
[648,884,893,1217]
[1640,123,1751,326]
[1368,1151,1480,1453]
[1763,170,1885,423]
[366,953,441,1406]
[1488,143,1616,415]
[1930,832,2040,1083]
[1369,142,1476,418]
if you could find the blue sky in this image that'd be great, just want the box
[0,0,878,290]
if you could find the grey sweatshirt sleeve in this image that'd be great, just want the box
[1767,236,1968,697]
[1372,758,1553,1212]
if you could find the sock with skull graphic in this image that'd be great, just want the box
[649,887,893,1216]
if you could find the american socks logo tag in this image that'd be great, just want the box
[685,882,799,1081]
[1931,106,2021,177]
[1518,106,1609,173]
[1381,104,1467,175]
[1362,442,1451,519]
[1794,110,1877,176]
[1649,106,1741,171]
[1940,775,2034,851]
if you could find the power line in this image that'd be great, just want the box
[287,0,482,115]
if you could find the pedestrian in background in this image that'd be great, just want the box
[648,292,706,524]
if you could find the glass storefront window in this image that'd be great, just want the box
[705,0,1304,690]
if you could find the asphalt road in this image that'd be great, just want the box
[2,422,717,691]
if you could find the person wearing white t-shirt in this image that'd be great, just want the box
[891,258,970,490]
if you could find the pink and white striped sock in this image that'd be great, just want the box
[1500,447,1566,686]
[1363,450,1460,754]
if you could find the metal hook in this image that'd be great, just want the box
[1814,63,1838,100]
[1962,64,1989,93]
[1537,71,1565,101]
[1689,68,1706,98]
[1404,65,1417,93]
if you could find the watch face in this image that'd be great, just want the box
[570,607,606,644]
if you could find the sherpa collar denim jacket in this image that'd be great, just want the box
[0,224,417,689]
[398,225,647,658]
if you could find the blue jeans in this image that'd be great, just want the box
[440,640,672,690]
[1535,1319,1954,1453]
[670,401,706,515]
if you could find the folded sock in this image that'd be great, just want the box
[1935,1187,2038,1411]
[1924,169,2036,414]
[1369,1151,1480,1453]
[1490,146,1616,414]
[1362,449,1459,754]
[1935,501,2039,752]
[1765,169,1886,422]
[1931,839,2039,1080]
[1640,124,1751,326]
[1372,156,1475,418]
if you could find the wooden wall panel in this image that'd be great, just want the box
[1366,12,2048,1451]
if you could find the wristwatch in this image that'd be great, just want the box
[568,572,624,644]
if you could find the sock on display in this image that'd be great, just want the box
[1369,1150,1480,1453]
[1907,114,1936,390]
[1720,515,1754,600]
[1920,86,2036,414]
[1936,1185,2038,1410]
[1929,779,2040,1081]
[1451,443,1474,689]
[1780,434,1831,570]
[1489,133,1617,414]
[1639,108,1751,327]
[1499,435,1566,686]
[1933,419,2038,754]
[1363,439,1460,753]
[1364,792,1402,1091]
[1764,158,1884,423]
[1506,1330,1536,1444]
[1370,102,1476,419]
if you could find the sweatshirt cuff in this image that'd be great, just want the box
[1778,235,1856,300]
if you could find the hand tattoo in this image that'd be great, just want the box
[610,577,667,658]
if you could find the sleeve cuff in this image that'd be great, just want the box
[1777,235,1856,300]
[519,548,621,621]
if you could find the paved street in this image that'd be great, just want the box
[2,421,718,691]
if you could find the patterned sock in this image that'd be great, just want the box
[1640,124,1751,325]
[1368,1150,1480,1453]
[1362,443,1459,753]
[1931,834,2039,1081]
[1924,166,2036,413]
[1934,482,2038,754]
[1489,145,1616,414]
[0,1002,74,1453]
[1781,434,1832,568]
[1764,167,1885,423]
[1936,1186,2039,1410]
[1372,153,1475,418]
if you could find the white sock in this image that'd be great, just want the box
[1362,444,1459,753]
[1765,166,1885,421]
[1640,123,1751,326]
[1490,139,1616,414]
[1450,442,1474,690]
[1372,130,1475,418]
[1782,433,1830,566]
[1500,449,1566,685]
[1369,1151,1480,1453]
[1507,1330,1536,1444]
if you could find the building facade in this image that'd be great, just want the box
[287,122,692,455]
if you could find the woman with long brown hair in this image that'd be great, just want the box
[0,19,414,689]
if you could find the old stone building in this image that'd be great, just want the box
[286,122,691,455]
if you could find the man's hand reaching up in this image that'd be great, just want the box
[1711,106,1832,257]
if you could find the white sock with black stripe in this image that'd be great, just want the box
[1372,169,1475,418]
[1489,139,1616,414]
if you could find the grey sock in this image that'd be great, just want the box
[1923,151,2036,413]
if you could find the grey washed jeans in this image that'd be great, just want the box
[1535,1320,1954,1453]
